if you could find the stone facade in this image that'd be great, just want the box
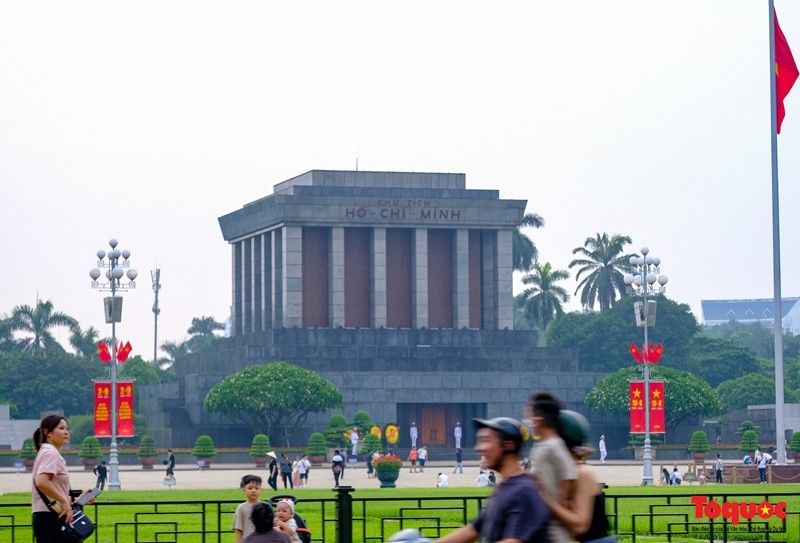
[140,171,619,450]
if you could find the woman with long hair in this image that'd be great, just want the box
[31,414,92,542]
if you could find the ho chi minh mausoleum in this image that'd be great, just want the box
[141,170,616,451]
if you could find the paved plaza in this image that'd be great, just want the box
[1,460,650,495]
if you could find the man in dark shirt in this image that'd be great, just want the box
[93,461,108,490]
[439,417,549,543]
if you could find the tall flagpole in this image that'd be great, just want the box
[768,0,786,465]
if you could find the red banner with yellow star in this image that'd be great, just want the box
[629,381,645,432]
[630,380,666,433]
[650,380,665,433]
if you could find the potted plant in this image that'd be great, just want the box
[249,434,272,467]
[192,435,217,469]
[372,453,403,488]
[688,430,710,464]
[20,437,37,471]
[788,432,800,462]
[138,435,158,469]
[306,432,327,466]
[79,436,102,471]
[628,434,661,460]
[739,430,759,455]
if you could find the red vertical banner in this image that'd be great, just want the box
[94,382,111,437]
[650,380,665,433]
[629,381,645,433]
[117,381,135,437]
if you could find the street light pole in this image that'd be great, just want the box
[624,246,668,486]
[89,239,137,491]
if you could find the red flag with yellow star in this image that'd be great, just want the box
[97,342,112,363]
[775,11,798,133]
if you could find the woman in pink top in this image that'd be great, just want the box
[31,415,91,542]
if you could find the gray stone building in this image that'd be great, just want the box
[141,170,616,451]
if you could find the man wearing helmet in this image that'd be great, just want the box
[438,417,548,543]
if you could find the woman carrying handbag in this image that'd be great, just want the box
[31,414,96,542]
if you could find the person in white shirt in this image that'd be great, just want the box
[437,472,449,487]
[598,435,607,463]
[670,467,682,485]
[298,454,311,488]
[476,471,489,487]
[757,451,770,483]
[410,422,418,448]
[350,428,359,456]
[418,446,428,472]
[454,422,462,449]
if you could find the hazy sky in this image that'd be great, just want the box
[2,1,799,360]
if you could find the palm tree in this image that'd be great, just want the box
[10,299,78,353]
[69,326,103,359]
[186,316,224,353]
[159,339,190,369]
[512,213,545,272]
[569,233,635,312]
[0,314,18,351]
[518,262,570,340]
[187,316,225,337]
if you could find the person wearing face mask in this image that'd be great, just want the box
[31,414,94,542]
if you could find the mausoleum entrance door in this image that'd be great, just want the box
[421,406,446,446]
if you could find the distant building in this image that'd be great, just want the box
[701,297,800,335]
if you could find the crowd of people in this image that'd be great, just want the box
[29,391,620,543]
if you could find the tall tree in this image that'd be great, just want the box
[547,295,699,373]
[512,213,545,272]
[585,366,721,428]
[0,315,17,352]
[518,262,570,339]
[159,339,190,369]
[569,233,635,312]
[186,316,225,353]
[203,361,344,446]
[10,299,78,353]
[69,326,103,359]
[187,316,225,336]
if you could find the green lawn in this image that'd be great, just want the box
[3,485,800,542]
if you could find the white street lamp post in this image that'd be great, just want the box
[89,239,137,491]
[624,246,668,486]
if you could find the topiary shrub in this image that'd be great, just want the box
[325,414,349,448]
[20,437,36,471]
[138,435,157,457]
[362,433,382,454]
[688,430,710,453]
[739,429,759,453]
[352,410,374,435]
[79,436,102,471]
[20,437,37,460]
[79,436,102,459]
[788,432,800,461]
[192,435,217,458]
[249,434,271,456]
[306,432,327,466]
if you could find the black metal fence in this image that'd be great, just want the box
[3,488,800,543]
